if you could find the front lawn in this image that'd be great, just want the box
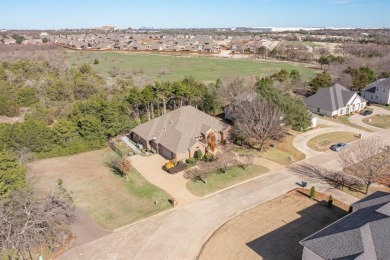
[307,131,359,151]
[322,116,373,132]
[186,165,269,197]
[363,115,390,129]
[234,132,306,165]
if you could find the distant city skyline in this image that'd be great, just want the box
[0,0,389,30]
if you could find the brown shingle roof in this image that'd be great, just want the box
[132,106,230,154]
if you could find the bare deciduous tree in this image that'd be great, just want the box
[214,149,238,173]
[340,139,390,194]
[184,161,214,184]
[0,188,75,259]
[238,152,254,170]
[232,98,287,151]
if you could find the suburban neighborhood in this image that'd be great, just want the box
[1,1,390,259]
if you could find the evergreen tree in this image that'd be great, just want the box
[0,150,26,199]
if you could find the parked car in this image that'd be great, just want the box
[330,143,348,152]
[362,110,373,116]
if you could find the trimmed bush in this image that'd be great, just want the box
[186,157,196,164]
[328,195,333,208]
[194,149,203,160]
[204,152,212,161]
[93,59,99,65]
[170,159,178,166]
[310,186,316,199]
[165,162,174,171]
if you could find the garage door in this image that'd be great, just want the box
[159,145,173,159]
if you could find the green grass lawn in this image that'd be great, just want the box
[233,133,306,165]
[363,115,390,129]
[322,116,373,132]
[65,51,318,83]
[307,131,359,152]
[186,165,269,196]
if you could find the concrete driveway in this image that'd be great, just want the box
[130,154,199,206]
[348,106,390,132]
[293,118,368,159]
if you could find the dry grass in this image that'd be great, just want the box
[363,115,390,129]
[198,189,348,260]
[338,185,390,199]
[307,131,359,151]
[234,132,306,165]
[322,116,373,132]
[27,148,172,230]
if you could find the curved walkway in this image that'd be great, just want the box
[293,118,368,159]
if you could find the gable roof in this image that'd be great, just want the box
[363,78,390,91]
[300,191,390,260]
[132,106,230,154]
[304,84,364,111]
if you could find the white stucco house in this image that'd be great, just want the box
[305,84,366,117]
[361,78,390,105]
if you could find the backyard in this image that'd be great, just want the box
[27,149,172,230]
[363,115,390,129]
[307,131,359,151]
[198,189,348,260]
[66,51,318,83]
[186,164,269,197]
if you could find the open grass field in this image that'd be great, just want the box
[363,115,390,129]
[198,189,348,260]
[27,148,172,230]
[234,132,306,165]
[307,131,359,151]
[66,51,318,83]
[186,165,269,197]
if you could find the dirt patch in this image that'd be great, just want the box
[198,189,348,260]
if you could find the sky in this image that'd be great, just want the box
[0,0,389,29]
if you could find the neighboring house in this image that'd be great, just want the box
[305,84,366,117]
[300,191,390,260]
[361,78,390,105]
[131,106,231,160]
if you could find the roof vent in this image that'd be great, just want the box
[169,120,173,124]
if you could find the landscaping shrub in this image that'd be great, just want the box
[310,186,316,199]
[168,162,187,174]
[170,159,178,166]
[328,195,333,208]
[236,139,243,146]
[165,162,174,171]
[93,58,99,65]
[194,149,203,160]
[204,152,212,161]
[186,157,196,164]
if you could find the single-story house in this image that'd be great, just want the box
[361,78,390,105]
[300,191,390,260]
[131,106,231,160]
[305,84,366,117]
